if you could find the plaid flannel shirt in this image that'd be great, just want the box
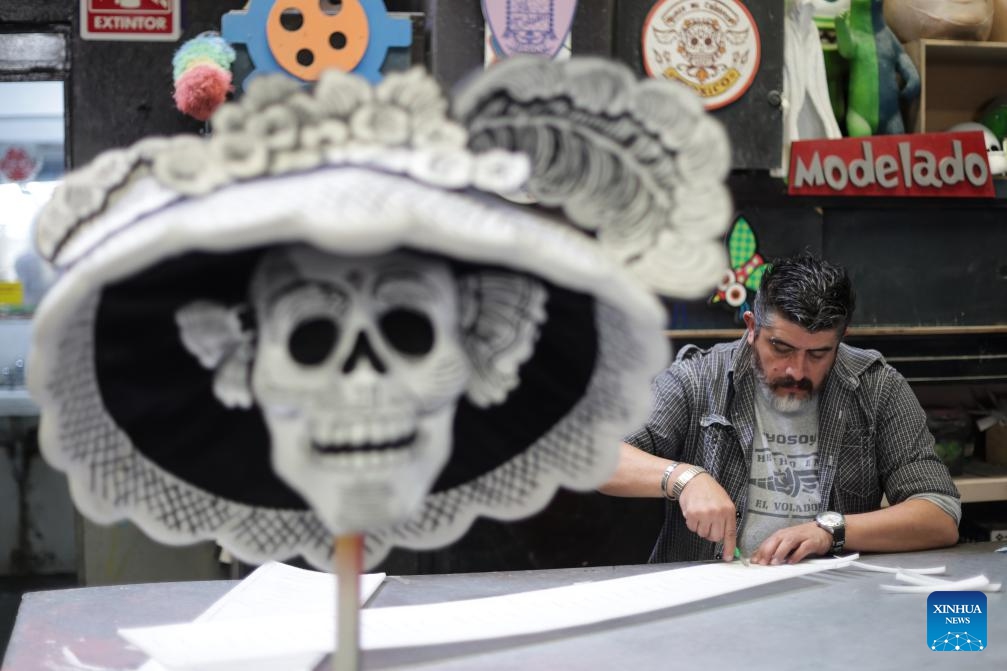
[625,336,960,563]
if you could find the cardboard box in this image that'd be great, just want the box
[986,424,1007,466]
[904,39,1007,134]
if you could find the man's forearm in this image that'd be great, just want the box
[598,442,690,498]
[845,498,959,552]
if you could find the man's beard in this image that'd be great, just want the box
[751,345,818,414]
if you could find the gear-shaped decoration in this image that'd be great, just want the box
[222,0,412,85]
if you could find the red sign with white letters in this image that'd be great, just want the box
[81,0,181,42]
[788,132,995,198]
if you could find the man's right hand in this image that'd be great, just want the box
[677,472,738,562]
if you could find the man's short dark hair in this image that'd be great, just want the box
[753,253,855,333]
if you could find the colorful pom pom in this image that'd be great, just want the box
[173,32,236,121]
[174,64,233,122]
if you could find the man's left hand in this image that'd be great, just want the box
[749,522,832,565]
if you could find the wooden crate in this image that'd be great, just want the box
[904,39,1007,133]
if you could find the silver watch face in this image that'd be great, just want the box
[817,511,843,529]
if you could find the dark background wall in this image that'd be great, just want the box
[2,1,1005,577]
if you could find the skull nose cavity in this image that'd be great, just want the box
[342,331,387,374]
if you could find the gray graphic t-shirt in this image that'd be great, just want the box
[738,388,821,556]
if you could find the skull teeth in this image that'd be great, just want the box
[311,426,418,466]
[311,433,416,468]
[314,418,416,448]
[313,431,415,453]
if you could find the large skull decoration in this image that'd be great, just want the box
[176,245,547,533]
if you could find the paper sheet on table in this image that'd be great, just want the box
[122,555,855,670]
[132,561,386,671]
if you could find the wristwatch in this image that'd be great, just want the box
[814,511,846,555]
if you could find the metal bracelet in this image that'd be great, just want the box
[670,465,707,500]
[660,462,679,500]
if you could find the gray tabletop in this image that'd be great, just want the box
[4,542,1006,670]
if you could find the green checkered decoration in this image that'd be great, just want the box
[709,215,769,316]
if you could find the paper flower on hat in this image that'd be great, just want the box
[453,56,733,298]
[30,59,728,570]
[709,215,767,318]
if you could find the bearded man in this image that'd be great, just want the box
[601,254,960,564]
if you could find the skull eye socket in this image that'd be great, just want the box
[288,317,339,365]
[379,308,434,356]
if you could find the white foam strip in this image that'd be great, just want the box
[895,571,955,586]
[122,556,857,670]
[881,575,999,593]
[848,560,946,575]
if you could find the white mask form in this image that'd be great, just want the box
[173,246,470,532]
[949,121,1007,175]
[248,247,470,532]
[175,244,549,534]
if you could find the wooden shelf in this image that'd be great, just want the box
[666,325,1007,339]
[954,475,1007,503]
[879,475,1007,505]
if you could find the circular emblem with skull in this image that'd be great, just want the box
[641,0,761,110]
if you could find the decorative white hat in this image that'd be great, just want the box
[29,58,729,569]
